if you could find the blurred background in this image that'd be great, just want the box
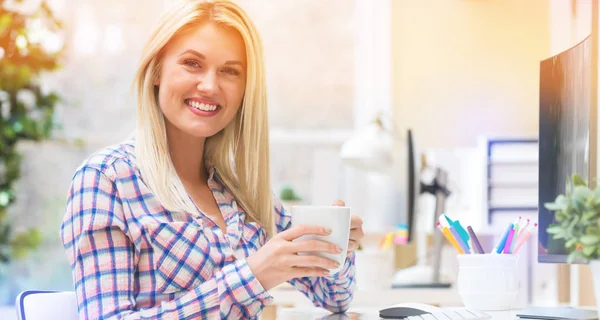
[0,0,594,315]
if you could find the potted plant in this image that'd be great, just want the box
[545,173,600,311]
[0,0,64,304]
[279,184,303,210]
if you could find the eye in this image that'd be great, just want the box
[183,60,201,68]
[221,67,240,76]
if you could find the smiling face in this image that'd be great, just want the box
[156,21,247,139]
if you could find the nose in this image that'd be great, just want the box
[197,70,218,95]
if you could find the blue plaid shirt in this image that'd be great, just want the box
[60,139,356,319]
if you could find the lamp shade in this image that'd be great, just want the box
[340,121,394,173]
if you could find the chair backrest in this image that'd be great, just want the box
[15,290,78,320]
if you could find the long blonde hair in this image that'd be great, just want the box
[133,0,274,237]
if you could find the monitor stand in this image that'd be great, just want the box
[517,307,598,320]
[391,168,452,289]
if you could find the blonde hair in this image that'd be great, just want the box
[133,0,274,237]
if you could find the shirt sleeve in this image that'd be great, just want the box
[273,197,356,313]
[60,165,272,320]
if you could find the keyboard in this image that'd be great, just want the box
[403,309,491,320]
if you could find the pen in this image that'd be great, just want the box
[442,214,471,250]
[517,218,530,239]
[513,223,538,254]
[503,227,516,254]
[449,226,470,254]
[493,217,520,254]
[453,221,471,250]
[437,222,464,254]
[467,226,485,254]
[509,225,519,253]
[509,217,523,253]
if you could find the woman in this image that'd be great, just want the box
[60,0,363,319]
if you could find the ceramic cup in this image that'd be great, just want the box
[290,205,351,274]
[457,254,519,311]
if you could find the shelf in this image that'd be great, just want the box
[489,207,538,212]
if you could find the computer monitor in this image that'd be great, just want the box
[538,35,594,263]
[389,128,452,288]
[401,129,450,245]
[519,33,600,320]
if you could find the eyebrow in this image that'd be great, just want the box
[180,49,244,67]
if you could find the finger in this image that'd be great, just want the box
[292,266,331,278]
[349,229,364,241]
[350,215,363,228]
[347,239,359,251]
[279,224,331,241]
[332,199,345,206]
[291,254,340,270]
[289,239,343,255]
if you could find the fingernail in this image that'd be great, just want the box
[336,246,343,253]
[323,270,330,275]
[325,228,332,234]
[334,262,340,267]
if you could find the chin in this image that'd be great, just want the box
[186,126,224,138]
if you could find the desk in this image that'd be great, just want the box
[0,306,15,320]
[270,287,463,308]
[277,307,518,319]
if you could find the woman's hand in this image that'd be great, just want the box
[332,200,364,256]
[246,224,342,291]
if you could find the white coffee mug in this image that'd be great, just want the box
[290,205,351,274]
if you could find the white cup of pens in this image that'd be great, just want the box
[437,215,537,311]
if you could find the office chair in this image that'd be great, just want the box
[15,290,78,320]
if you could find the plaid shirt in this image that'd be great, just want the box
[60,139,356,320]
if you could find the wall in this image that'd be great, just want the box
[391,0,551,148]
[550,0,592,56]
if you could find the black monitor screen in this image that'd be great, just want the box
[538,35,592,263]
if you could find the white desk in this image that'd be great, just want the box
[270,287,463,308]
[0,306,16,320]
[277,307,518,319]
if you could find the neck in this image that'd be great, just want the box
[166,123,208,186]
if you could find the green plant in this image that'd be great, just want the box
[279,185,302,201]
[0,0,63,264]
[546,173,600,263]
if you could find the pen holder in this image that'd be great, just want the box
[456,254,518,311]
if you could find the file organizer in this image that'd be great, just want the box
[485,138,539,227]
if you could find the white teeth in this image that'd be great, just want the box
[188,100,218,111]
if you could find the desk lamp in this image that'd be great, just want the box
[340,113,452,288]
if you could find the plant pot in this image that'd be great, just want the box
[589,260,600,313]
